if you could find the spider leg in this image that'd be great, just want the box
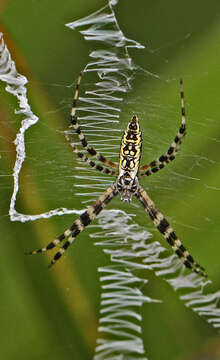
[139,79,186,178]
[65,134,118,176]
[135,185,207,277]
[69,71,118,170]
[25,184,118,267]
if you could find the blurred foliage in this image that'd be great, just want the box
[0,1,220,359]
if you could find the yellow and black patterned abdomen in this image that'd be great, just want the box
[119,115,142,178]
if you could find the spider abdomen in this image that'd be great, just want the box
[119,115,142,178]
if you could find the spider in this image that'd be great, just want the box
[26,73,207,277]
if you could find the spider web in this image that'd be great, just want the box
[1,1,220,359]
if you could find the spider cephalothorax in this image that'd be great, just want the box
[26,74,207,277]
[116,173,139,202]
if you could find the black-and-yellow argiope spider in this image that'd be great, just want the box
[26,73,207,277]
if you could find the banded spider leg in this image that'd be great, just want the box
[66,71,119,174]
[139,79,186,178]
[136,186,207,277]
[25,185,118,267]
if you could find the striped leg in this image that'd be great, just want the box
[25,185,118,267]
[139,79,186,178]
[65,134,118,176]
[135,186,207,277]
[69,71,118,170]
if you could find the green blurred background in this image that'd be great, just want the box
[1,1,220,359]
